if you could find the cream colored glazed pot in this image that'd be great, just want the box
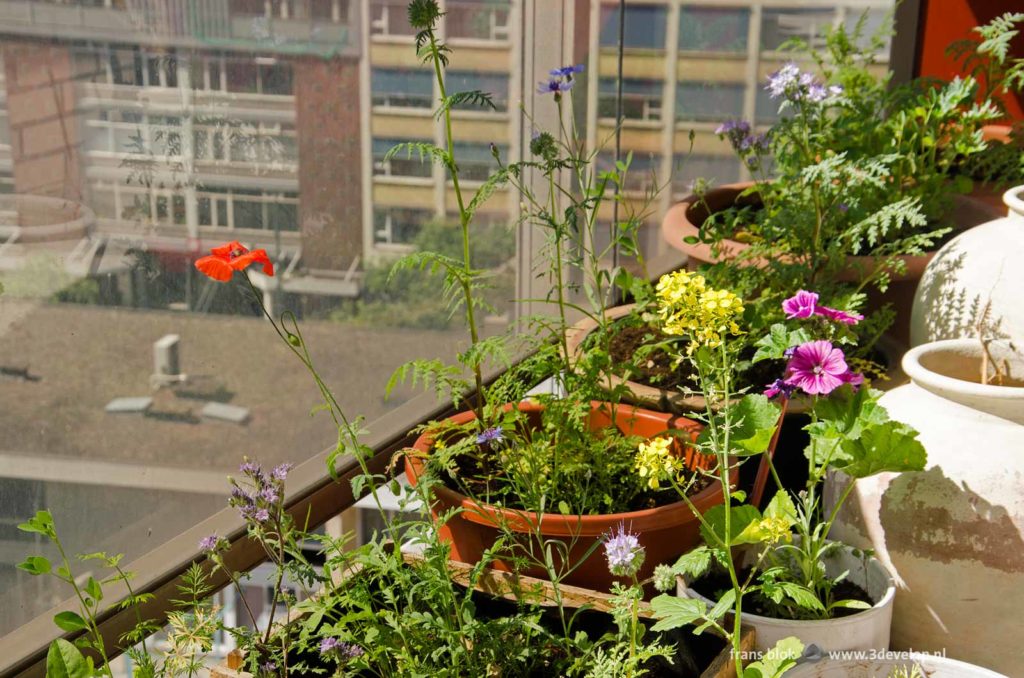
[826,339,1024,675]
[912,185,1024,346]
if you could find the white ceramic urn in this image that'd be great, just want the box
[826,339,1024,675]
[911,185,1024,347]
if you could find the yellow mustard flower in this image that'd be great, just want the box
[635,436,680,490]
[758,516,793,544]
[655,270,744,353]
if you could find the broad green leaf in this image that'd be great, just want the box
[743,636,805,678]
[671,546,712,580]
[703,588,736,624]
[17,556,51,576]
[46,639,90,678]
[810,386,888,438]
[831,598,872,611]
[701,504,766,546]
[84,577,103,602]
[752,323,812,363]
[53,611,88,633]
[17,510,55,538]
[838,421,927,478]
[650,594,705,632]
[729,395,782,455]
[777,583,825,612]
[763,490,798,526]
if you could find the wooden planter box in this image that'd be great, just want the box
[211,553,755,678]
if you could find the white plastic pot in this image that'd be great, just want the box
[677,542,895,654]
[785,653,1007,677]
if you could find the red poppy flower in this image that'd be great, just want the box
[195,241,275,282]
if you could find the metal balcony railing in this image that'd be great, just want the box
[0,1,357,57]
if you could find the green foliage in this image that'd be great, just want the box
[333,219,515,330]
[46,640,91,678]
[742,637,804,678]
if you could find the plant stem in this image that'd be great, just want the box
[427,29,486,420]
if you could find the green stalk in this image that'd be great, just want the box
[427,29,486,421]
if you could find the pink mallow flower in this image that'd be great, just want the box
[782,290,818,319]
[781,290,863,326]
[783,340,863,396]
[816,306,864,325]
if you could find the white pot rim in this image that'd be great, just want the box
[792,653,1008,678]
[683,544,896,628]
[1003,184,1024,217]
[902,339,1024,402]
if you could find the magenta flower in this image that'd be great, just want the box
[782,290,818,319]
[764,378,797,400]
[817,306,864,325]
[783,340,862,396]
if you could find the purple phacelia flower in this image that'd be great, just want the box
[270,463,293,482]
[604,523,645,578]
[254,508,271,523]
[320,637,364,659]
[198,535,219,553]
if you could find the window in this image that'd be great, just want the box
[446,71,509,112]
[678,7,749,53]
[372,68,434,108]
[597,151,661,193]
[761,8,835,52]
[599,5,667,50]
[370,0,418,37]
[447,0,511,41]
[598,78,663,121]
[373,207,433,245]
[373,138,434,178]
[673,153,741,195]
[225,58,294,95]
[676,81,745,123]
[452,142,505,181]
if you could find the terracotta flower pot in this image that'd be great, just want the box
[564,304,907,417]
[968,124,1017,213]
[404,400,737,592]
[661,182,1001,345]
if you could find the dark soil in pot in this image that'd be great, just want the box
[605,318,785,397]
[690,565,873,621]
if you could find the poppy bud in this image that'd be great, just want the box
[287,334,301,347]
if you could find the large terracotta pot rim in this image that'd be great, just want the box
[405,400,732,537]
[661,182,1000,282]
[903,339,1024,402]
[566,303,906,415]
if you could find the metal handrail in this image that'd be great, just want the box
[0,386,461,678]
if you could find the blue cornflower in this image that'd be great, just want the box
[549,64,584,78]
[537,78,574,95]
[476,426,504,446]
